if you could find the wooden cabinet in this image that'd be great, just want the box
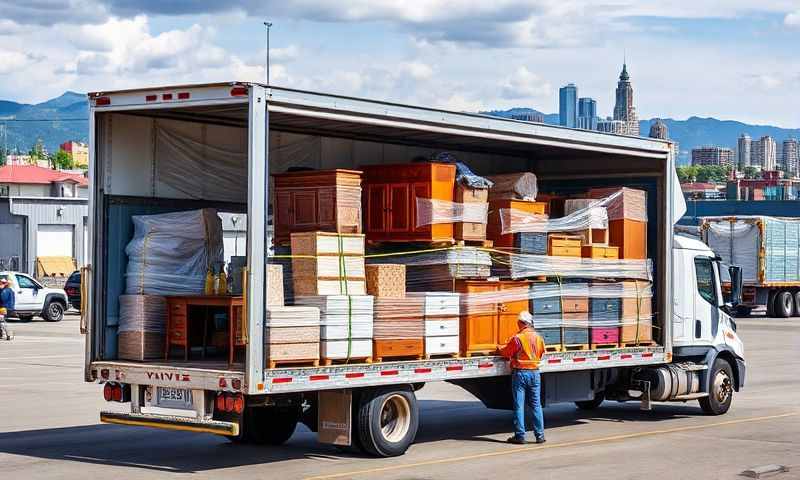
[487,199,548,248]
[361,163,456,243]
[273,169,362,244]
[456,280,530,356]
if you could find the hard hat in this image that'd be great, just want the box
[518,310,533,325]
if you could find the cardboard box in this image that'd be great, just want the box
[454,185,489,241]
[366,264,406,298]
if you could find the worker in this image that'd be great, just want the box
[499,310,546,444]
[0,278,14,341]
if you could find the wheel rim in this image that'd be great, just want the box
[713,369,733,404]
[783,294,793,313]
[49,304,62,318]
[379,394,411,443]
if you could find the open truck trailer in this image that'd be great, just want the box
[84,83,746,457]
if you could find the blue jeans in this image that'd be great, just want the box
[512,369,544,440]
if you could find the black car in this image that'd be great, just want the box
[65,270,81,311]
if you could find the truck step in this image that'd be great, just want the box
[590,343,620,350]
[671,392,709,401]
[267,358,320,369]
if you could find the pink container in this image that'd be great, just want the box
[590,327,620,345]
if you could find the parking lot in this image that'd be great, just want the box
[0,313,797,480]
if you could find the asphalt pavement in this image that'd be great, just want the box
[0,314,797,480]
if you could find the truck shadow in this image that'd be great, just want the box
[0,399,698,473]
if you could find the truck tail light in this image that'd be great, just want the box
[215,392,244,413]
[230,86,248,97]
[103,383,130,402]
[215,394,225,412]
[94,96,111,106]
[232,395,244,414]
[103,383,114,401]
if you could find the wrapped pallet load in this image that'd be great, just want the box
[118,295,167,361]
[125,208,223,296]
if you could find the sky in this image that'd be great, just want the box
[1,1,799,127]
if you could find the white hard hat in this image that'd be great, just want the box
[518,311,533,325]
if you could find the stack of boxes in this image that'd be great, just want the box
[530,283,563,348]
[561,281,590,348]
[291,232,366,296]
[409,292,461,358]
[295,295,374,364]
[372,296,425,361]
[264,306,321,368]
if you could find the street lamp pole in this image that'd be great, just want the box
[264,21,272,85]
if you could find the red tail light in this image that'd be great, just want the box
[230,86,248,97]
[103,383,113,401]
[95,96,111,106]
[111,384,122,402]
[224,396,235,412]
[232,395,244,414]
[216,392,244,413]
[215,394,225,412]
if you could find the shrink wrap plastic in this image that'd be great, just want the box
[415,197,489,227]
[587,187,648,222]
[504,254,652,280]
[487,173,538,201]
[125,209,223,296]
[118,295,167,333]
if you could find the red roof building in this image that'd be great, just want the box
[0,165,88,198]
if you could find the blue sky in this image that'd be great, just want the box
[0,1,798,127]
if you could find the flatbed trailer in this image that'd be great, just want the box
[84,83,745,456]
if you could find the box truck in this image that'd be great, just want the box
[702,215,800,317]
[83,83,746,457]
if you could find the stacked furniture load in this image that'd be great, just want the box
[456,279,530,357]
[588,282,622,349]
[264,305,321,368]
[290,232,366,296]
[372,296,425,361]
[273,169,363,245]
[295,295,374,365]
[587,187,647,259]
[408,292,461,358]
[561,281,590,350]
[118,295,168,361]
[530,282,563,350]
[620,280,654,346]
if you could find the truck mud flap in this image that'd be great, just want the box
[100,411,238,436]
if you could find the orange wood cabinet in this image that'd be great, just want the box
[273,169,362,244]
[361,163,456,243]
[609,219,647,259]
[581,245,620,259]
[455,280,530,355]
[487,199,547,248]
[373,339,424,360]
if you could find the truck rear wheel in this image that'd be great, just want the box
[794,292,800,317]
[766,290,776,317]
[699,358,734,415]
[356,386,418,457]
[774,290,794,318]
[575,391,605,410]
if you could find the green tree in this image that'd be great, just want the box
[743,166,760,179]
[677,165,699,183]
[52,149,74,170]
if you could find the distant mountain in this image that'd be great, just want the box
[485,108,800,166]
[0,92,88,154]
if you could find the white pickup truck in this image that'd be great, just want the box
[0,271,68,322]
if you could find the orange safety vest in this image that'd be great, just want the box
[512,329,546,370]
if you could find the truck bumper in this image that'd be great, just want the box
[100,411,238,436]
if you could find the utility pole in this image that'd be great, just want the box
[264,21,273,85]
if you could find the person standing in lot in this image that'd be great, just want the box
[499,310,546,444]
[0,278,15,340]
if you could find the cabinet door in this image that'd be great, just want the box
[292,190,318,228]
[498,284,531,345]
[412,182,431,233]
[459,283,499,353]
[388,183,411,232]
[317,187,335,227]
[366,184,387,233]
[275,190,292,236]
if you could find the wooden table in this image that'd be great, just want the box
[164,295,244,366]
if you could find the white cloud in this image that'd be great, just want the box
[500,67,552,100]
[0,50,43,75]
[785,11,800,27]
[400,61,434,80]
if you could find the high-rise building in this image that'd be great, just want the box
[648,118,668,140]
[559,83,578,128]
[692,146,735,166]
[597,118,627,134]
[511,112,545,123]
[577,97,598,130]
[751,136,777,170]
[737,134,752,169]
[612,63,639,136]
[782,139,798,177]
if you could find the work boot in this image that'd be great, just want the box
[535,437,546,444]
[506,436,527,445]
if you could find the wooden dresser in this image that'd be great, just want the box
[455,280,530,356]
[273,169,362,245]
[361,162,456,243]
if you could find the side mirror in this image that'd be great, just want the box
[728,265,743,307]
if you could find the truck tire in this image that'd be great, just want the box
[699,358,734,415]
[774,290,794,318]
[766,290,776,317]
[43,301,65,322]
[794,292,800,317]
[356,386,418,457]
[575,391,605,410]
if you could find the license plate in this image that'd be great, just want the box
[155,387,193,410]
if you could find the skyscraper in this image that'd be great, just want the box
[577,97,598,130]
[648,118,668,140]
[612,63,639,136]
[783,139,798,177]
[751,136,777,170]
[511,112,545,123]
[559,83,578,128]
[737,134,751,169]
[691,146,735,166]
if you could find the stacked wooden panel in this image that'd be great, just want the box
[453,185,489,241]
[409,292,460,357]
[265,306,321,368]
[291,232,366,296]
[372,296,425,360]
[620,280,654,345]
[295,295,374,363]
[118,295,167,361]
[273,169,363,245]
[404,247,492,291]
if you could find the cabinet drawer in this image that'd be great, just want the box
[562,297,588,313]
[590,327,620,345]
[424,335,459,355]
[581,245,620,259]
[169,303,187,316]
[549,245,582,257]
[538,327,562,345]
[409,292,460,316]
[563,327,589,345]
[589,298,621,319]
[170,314,186,329]
[532,297,561,315]
[373,338,424,358]
[424,319,460,337]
